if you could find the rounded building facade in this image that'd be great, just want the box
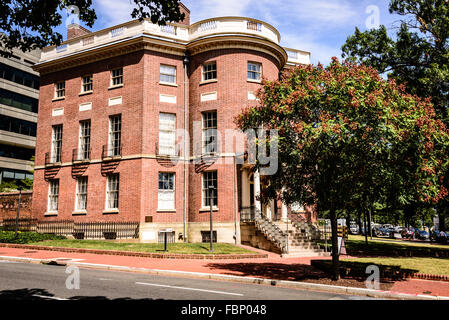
[31,10,311,244]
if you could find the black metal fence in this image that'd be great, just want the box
[1,219,139,240]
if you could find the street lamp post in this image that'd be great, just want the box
[209,185,215,252]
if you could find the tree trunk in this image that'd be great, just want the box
[368,209,372,240]
[346,212,351,232]
[357,211,362,235]
[364,211,368,245]
[439,210,446,232]
[330,208,340,281]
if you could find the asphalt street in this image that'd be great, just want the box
[0,260,379,300]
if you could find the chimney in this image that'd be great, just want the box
[67,23,92,40]
[178,2,190,26]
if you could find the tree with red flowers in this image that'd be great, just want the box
[235,58,449,280]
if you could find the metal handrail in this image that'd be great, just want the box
[102,144,122,160]
[72,148,91,162]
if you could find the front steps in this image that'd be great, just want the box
[273,221,329,258]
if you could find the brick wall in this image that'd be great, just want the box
[0,191,33,221]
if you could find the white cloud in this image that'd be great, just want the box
[184,0,252,22]
[93,0,137,27]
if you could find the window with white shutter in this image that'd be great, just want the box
[158,113,176,156]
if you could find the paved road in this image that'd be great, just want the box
[0,261,379,300]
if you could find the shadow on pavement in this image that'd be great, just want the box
[204,262,327,281]
[0,288,165,301]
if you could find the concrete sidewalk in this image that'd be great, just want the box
[0,245,448,300]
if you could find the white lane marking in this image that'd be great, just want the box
[99,278,113,281]
[135,282,244,297]
[32,294,68,300]
[0,260,18,263]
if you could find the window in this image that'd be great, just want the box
[159,113,176,156]
[158,172,175,210]
[160,65,176,84]
[81,75,93,92]
[0,144,34,161]
[51,125,63,163]
[202,111,217,154]
[108,115,121,156]
[248,62,262,81]
[48,179,59,212]
[202,171,217,207]
[0,114,37,136]
[0,63,40,89]
[202,62,217,81]
[0,88,38,113]
[106,174,119,209]
[75,176,88,211]
[78,120,91,160]
[55,81,65,98]
[110,68,123,86]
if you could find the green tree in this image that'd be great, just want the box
[342,0,449,231]
[0,0,185,57]
[235,58,449,280]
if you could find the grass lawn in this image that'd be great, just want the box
[26,239,257,255]
[318,234,449,257]
[341,257,449,276]
[314,235,449,276]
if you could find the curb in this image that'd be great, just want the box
[1,255,448,300]
[0,243,267,260]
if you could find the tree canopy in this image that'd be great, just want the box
[0,0,184,57]
[342,0,449,229]
[342,0,449,125]
[235,58,449,279]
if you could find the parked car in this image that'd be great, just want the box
[414,228,430,240]
[432,230,449,244]
[349,224,359,235]
[375,226,395,237]
[401,227,415,239]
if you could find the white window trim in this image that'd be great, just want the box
[158,113,176,156]
[201,61,217,82]
[54,81,65,99]
[202,111,217,155]
[75,177,88,212]
[201,171,218,209]
[247,61,262,82]
[105,174,119,210]
[157,172,176,211]
[81,74,93,93]
[47,180,59,213]
[78,120,91,160]
[110,68,123,88]
[159,64,177,85]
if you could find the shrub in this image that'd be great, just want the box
[0,231,66,244]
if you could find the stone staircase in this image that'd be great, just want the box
[250,208,329,258]
[272,221,329,257]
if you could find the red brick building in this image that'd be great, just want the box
[31,4,313,243]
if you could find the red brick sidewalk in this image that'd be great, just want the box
[0,245,448,297]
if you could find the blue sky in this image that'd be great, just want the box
[62,0,402,65]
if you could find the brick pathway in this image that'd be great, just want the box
[0,245,448,297]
